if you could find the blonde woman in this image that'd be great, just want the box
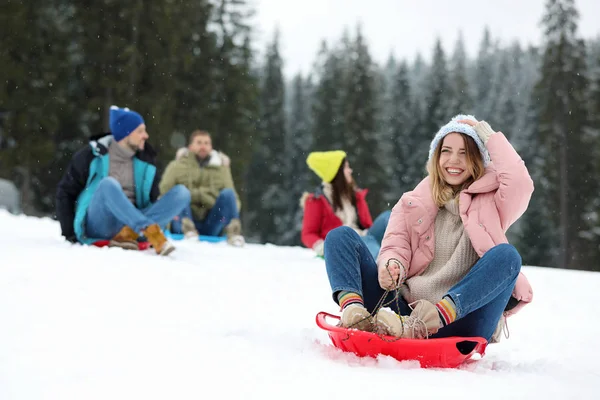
[323,115,534,344]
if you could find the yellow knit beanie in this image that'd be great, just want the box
[306,150,347,183]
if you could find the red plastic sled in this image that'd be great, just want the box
[92,240,151,251]
[316,311,487,368]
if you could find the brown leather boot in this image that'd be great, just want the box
[109,226,139,250]
[142,224,175,256]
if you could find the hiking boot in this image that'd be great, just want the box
[339,304,374,332]
[109,226,139,250]
[224,218,245,247]
[375,300,440,339]
[142,224,175,256]
[182,217,199,240]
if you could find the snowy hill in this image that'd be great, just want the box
[0,210,599,400]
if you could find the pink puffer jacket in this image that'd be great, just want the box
[377,131,534,316]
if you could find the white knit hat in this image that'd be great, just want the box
[428,114,491,167]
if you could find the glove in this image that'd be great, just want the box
[473,121,495,144]
[312,240,324,257]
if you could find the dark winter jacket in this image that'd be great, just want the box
[300,186,373,249]
[55,133,160,244]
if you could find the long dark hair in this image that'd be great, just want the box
[330,158,356,212]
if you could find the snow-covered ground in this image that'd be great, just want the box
[0,210,599,399]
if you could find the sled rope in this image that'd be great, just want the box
[502,315,510,339]
[344,262,406,341]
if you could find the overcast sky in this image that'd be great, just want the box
[251,0,600,78]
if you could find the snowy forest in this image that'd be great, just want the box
[0,0,599,271]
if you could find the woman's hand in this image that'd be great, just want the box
[378,259,403,290]
[457,118,478,127]
[312,240,324,257]
[353,228,367,237]
[460,118,495,145]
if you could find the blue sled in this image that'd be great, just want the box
[165,230,227,243]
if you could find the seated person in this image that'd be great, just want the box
[55,106,190,256]
[160,129,244,246]
[300,150,390,259]
[324,116,533,345]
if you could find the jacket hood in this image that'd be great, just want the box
[175,148,230,167]
[89,132,157,161]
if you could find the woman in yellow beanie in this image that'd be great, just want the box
[300,150,390,259]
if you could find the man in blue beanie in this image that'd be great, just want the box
[56,105,191,256]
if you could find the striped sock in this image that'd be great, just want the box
[436,296,457,327]
[337,291,363,310]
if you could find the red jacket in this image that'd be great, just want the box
[301,188,373,249]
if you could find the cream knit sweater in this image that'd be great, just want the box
[401,197,480,304]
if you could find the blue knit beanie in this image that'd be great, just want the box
[428,114,491,167]
[109,105,145,142]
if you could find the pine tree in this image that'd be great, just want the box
[379,57,395,203]
[513,91,557,266]
[311,41,347,151]
[342,26,386,213]
[73,0,140,128]
[208,0,260,212]
[422,38,453,147]
[488,47,517,134]
[409,52,428,119]
[382,55,398,86]
[503,45,542,251]
[582,37,600,266]
[246,31,288,244]
[0,0,78,214]
[167,1,219,134]
[449,32,474,114]
[491,44,541,144]
[484,48,511,128]
[280,74,315,245]
[512,45,542,148]
[138,0,218,160]
[473,27,497,117]
[383,62,416,196]
[534,0,595,268]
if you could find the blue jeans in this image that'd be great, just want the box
[85,177,191,238]
[361,210,391,259]
[171,188,239,236]
[324,226,521,341]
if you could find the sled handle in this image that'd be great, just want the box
[453,337,488,356]
[316,311,343,332]
[457,337,488,357]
